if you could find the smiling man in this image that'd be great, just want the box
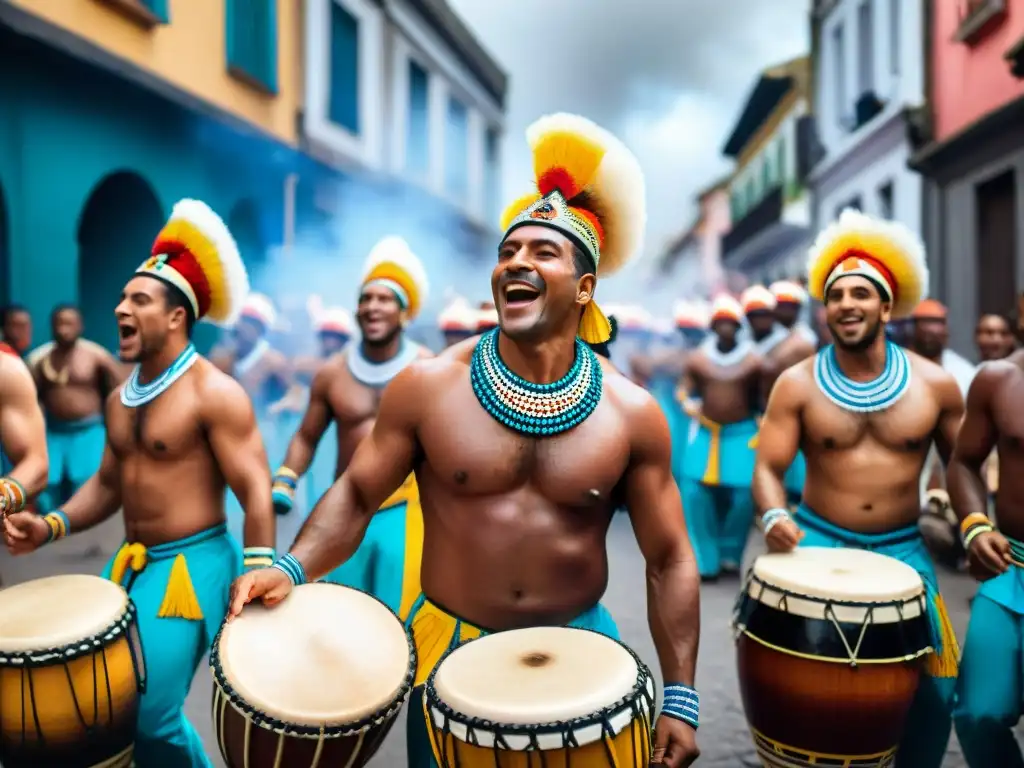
[269,236,431,619]
[228,113,701,768]
[752,209,964,767]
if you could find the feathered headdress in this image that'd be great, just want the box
[240,292,277,330]
[139,199,249,326]
[807,209,928,319]
[741,285,777,314]
[316,307,354,336]
[674,300,708,330]
[500,113,646,345]
[438,297,478,333]
[360,236,429,321]
[709,294,744,325]
[476,304,499,333]
[769,280,807,305]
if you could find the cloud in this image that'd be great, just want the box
[447,0,810,270]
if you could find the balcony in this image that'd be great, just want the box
[722,184,810,274]
[955,0,1007,45]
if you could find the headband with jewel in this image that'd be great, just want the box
[360,236,429,320]
[808,209,928,319]
[138,199,249,326]
[500,113,646,345]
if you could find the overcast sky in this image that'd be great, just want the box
[448,0,810,278]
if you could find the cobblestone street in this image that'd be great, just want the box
[3,511,1015,766]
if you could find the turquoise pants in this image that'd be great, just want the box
[404,597,620,768]
[954,548,1024,767]
[796,506,955,768]
[784,450,806,503]
[103,524,241,767]
[39,415,106,513]
[680,417,758,577]
[322,501,409,616]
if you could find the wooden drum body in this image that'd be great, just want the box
[0,574,146,768]
[734,548,933,768]
[424,627,656,768]
[210,582,414,768]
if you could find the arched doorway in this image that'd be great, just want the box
[228,198,266,278]
[77,172,163,352]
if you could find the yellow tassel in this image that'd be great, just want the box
[924,593,960,679]
[578,301,612,344]
[157,554,204,621]
[109,542,147,586]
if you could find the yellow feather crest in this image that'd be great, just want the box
[499,193,542,232]
[807,209,928,318]
[361,236,429,319]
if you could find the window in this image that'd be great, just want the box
[226,0,278,93]
[445,97,469,200]
[832,23,847,126]
[746,176,757,210]
[877,181,894,219]
[93,0,168,25]
[140,0,168,20]
[405,59,430,176]
[889,0,900,75]
[761,155,773,191]
[776,137,786,186]
[329,1,361,135]
[857,0,874,94]
[485,127,501,224]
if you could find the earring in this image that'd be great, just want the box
[579,292,589,301]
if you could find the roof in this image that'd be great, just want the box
[722,56,809,159]
[405,0,508,106]
[696,174,732,201]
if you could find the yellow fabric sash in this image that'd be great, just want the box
[383,474,424,623]
[697,413,722,485]
[407,597,484,687]
[108,542,204,621]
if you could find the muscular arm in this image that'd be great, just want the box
[947,365,1002,523]
[289,365,423,581]
[0,356,48,497]
[62,440,122,531]
[203,374,275,549]
[280,366,334,476]
[752,368,803,516]
[625,394,700,687]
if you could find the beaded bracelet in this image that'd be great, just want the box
[0,477,27,516]
[243,546,275,571]
[43,510,70,543]
[272,553,307,586]
[760,508,791,536]
[960,512,994,549]
[963,523,994,550]
[661,683,699,729]
[272,467,298,491]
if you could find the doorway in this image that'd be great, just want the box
[975,169,1018,317]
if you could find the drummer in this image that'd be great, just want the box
[270,236,431,620]
[4,199,276,768]
[947,345,1024,766]
[0,350,48,516]
[229,113,702,768]
[752,209,964,768]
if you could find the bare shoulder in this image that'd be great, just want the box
[0,354,36,397]
[601,360,652,410]
[771,357,816,403]
[601,364,669,454]
[414,342,435,360]
[193,358,253,421]
[966,358,1019,401]
[906,350,961,395]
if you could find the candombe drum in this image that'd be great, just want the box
[210,582,414,767]
[0,574,145,767]
[424,626,656,767]
[733,547,932,767]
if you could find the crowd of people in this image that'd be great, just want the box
[0,111,1019,768]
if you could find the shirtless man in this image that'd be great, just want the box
[437,296,478,348]
[4,199,275,768]
[947,348,1024,767]
[975,313,1015,362]
[29,304,124,512]
[742,285,788,357]
[270,236,431,619]
[0,352,48,520]
[680,294,762,579]
[229,114,701,768]
[752,210,963,767]
[1,304,33,357]
[290,306,353,385]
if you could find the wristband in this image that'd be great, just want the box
[760,508,791,536]
[959,512,991,537]
[243,546,275,571]
[963,523,994,550]
[0,477,27,516]
[661,683,699,729]
[272,553,307,586]
[272,468,298,508]
[43,510,70,543]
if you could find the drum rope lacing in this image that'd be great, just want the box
[732,572,932,668]
[208,590,417,743]
[6,601,146,750]
[425,629,656,759]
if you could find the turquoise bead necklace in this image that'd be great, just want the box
[470,329,603,436]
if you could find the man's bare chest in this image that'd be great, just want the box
[802,389,937,453]
[326,376,382,426]
[107,396,204,461]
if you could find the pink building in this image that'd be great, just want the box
[911,0,1024,355]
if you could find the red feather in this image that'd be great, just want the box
[573,207,605,246]
[151,238,212,318]
[537,167,581,199]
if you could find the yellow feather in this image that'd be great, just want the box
[364,263,424,319]
[500,193,541,231]
[532,130,606,196]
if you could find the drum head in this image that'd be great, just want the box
[0,574,128,652]
[433,627,638,725]
[217,583,411,727]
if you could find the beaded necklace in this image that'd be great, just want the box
[120,343,199,408]
[814,340,911,413]
[346,337,420,388]
[470,329,603,436]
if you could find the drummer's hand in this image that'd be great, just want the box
[3,512,49,555]
[227,566,293,620]
[968,530,1012,580]
[765,518,803,553]
[651,714,699,767]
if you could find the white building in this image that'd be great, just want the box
[302,0,506,232]
[808,0,923,234]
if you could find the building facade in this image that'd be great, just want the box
[0,0,506,353]
[910,0,1024,355]
[808,0,924,241]
[719,56,813,284]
